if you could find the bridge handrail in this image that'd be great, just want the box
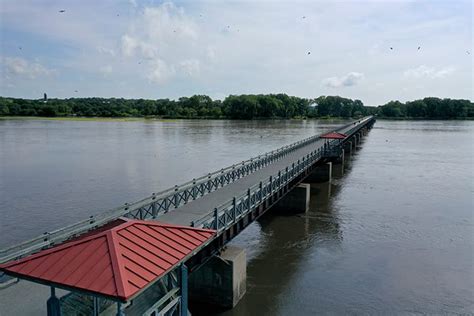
[192,116,375,230]
[193,147,323,229]
[0,117,372,263]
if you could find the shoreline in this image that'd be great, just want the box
[1,116,473,122]
[0,116,348,122]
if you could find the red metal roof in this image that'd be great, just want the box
[0,219,215,301]
[320,132,347,139]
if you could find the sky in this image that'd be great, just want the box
[0,0,472,106]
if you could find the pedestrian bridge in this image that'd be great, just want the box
[0,116,376,316]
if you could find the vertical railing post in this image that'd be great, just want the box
[247,188,251,212]
[151,195,157,218]
[208,174,212,193]
[180,264,188,316]
[93,297,99,316]
[232,197,237,221]
[214,208,219,230]
[46,287,61,316]
[116,302,124,316]
[259,181,263,202]
[174,185,179,208]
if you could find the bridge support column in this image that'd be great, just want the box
[305,162,332,183]
[271,183,310,214]
[189,246,246,309]
[344,141,352,157]
[336,148,344,165]
[333,149,344,175]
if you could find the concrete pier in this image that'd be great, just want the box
[305,162,332,183]
[332,162,344,177]
[336,149,344,165]
[330,150,345,177]
[344,141,352,156]
[271,183,310,214]
[189,246,246,309]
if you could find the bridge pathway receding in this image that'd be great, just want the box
[157,119,368,226]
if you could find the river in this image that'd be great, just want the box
[0,118,473,314]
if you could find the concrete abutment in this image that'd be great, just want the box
[189,246,246,309]
[271,183,310,214]
[305,162,332,183]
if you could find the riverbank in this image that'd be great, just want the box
[0,116,338,121]
[2,115,473,122]
[0,116,178,122]
[375,116,474,120]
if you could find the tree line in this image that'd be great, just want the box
[378,97,473,118]
[0,94,472,119]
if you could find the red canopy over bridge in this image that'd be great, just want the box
[0,219,215,302]
[320,132,347,139]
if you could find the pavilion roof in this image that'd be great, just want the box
[320,132,347,139]
[0,219,215,302]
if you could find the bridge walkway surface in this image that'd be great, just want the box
[157,119,367,226]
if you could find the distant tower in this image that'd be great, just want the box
[43,93,47,102]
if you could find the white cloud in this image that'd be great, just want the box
[99,65,113,75]
[121,35,139,57]
[120,3,203,84]
[97,46,116,57]
[1,57,55,79]
[178,59,200,77]
[147,59,175,84]
[403,65,455,79]
[322,72,365,88]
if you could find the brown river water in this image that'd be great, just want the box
[0,118,472,315]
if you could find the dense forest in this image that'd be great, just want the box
[0,95,472,119]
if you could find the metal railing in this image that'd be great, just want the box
[0,116,374,263]
[193,147,324,230]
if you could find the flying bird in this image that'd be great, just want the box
[390,47,393,50]
[467,51,471,55]
[74,90,78,93]
[417,46,421,50]
[302,16,306,19]
[307,51,311,55]
[59,10,65,13]
[18,46,22,50]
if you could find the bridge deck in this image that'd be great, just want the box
[157,121,361,226]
